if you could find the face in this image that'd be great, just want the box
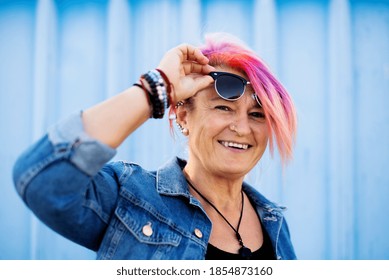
[177,67,269,179]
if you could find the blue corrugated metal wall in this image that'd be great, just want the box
[1,0,388,260]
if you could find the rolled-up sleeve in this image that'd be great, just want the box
[12,111,119,251]
[48,111,116,176]
[14,111,117,197]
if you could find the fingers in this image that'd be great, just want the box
[177,43,209,65]
[157,44,212,81]
[183,61,215,75]
[157,43,215,101]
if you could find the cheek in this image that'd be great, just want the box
[187,119,223,152]
[189,125,213,147]
[188,110,222,136]
[256,127,270,148]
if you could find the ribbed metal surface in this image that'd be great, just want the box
[1,0,388,259]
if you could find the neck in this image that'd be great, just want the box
[183,162,244,210]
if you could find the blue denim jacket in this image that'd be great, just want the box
[13,112,297,260]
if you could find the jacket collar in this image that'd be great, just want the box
[156,157,285,214]
[242,183,286,215]
[156,157,191,197]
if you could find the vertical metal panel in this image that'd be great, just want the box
[56,0,108,118]
[352,0,389,259]
[327,0,355,260]
[202,0,254,43]
[277,0,329,259]
[30,0,57,260]
[106,0,132,160]
[106,0,131,98]
[179,0,202,43]
[0,0,36,260]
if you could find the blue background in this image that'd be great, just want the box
[1,0,388,260]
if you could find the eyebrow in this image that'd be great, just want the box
[209,96,223,102]
[209,96,263,109]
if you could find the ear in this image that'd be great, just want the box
[175,105,188,127]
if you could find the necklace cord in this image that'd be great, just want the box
[185,177,245,246]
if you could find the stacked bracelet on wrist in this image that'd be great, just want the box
[139,69,171,119]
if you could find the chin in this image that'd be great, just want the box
[217,164,250,178]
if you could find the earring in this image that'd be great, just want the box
[182,128,189,136]
[176,121,189,136]
[175,100,185,108]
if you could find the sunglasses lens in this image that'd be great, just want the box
[215,75,245,100]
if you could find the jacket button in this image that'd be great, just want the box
[142,222,153,237]
[194,228,203,239]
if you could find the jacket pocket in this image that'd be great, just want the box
[98,188,183,259]
[115,204,182,246]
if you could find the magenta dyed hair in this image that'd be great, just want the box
[200,33,297,164]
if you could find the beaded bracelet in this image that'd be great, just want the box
[156,68,174,108]
[140,70,169,119]
[156,69,171,94]
[143,71,166,118]
[149,70,168,109]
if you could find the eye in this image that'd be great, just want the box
[249,111,265,119]
[215,105,231,111]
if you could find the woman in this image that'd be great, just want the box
[13,33,297,260]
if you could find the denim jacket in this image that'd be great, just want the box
[13,112,297,260]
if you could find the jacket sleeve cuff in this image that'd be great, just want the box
[48,111,117,176]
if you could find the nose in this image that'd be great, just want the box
[232,113,251,136]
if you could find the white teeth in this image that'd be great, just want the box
[220,141,249,150]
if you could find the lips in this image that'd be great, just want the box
[218,140,251,150]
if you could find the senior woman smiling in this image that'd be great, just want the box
[13,33,297,260]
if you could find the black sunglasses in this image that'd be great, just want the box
[208,71,261,106]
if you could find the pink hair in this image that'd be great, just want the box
[200,33,297,164]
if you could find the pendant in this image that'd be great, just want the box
[239,245,252,259]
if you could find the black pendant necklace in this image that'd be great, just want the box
[185,177,252,259]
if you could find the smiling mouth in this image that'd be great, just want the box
[218,140,251,150]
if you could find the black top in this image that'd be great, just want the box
[205,226,276,260]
